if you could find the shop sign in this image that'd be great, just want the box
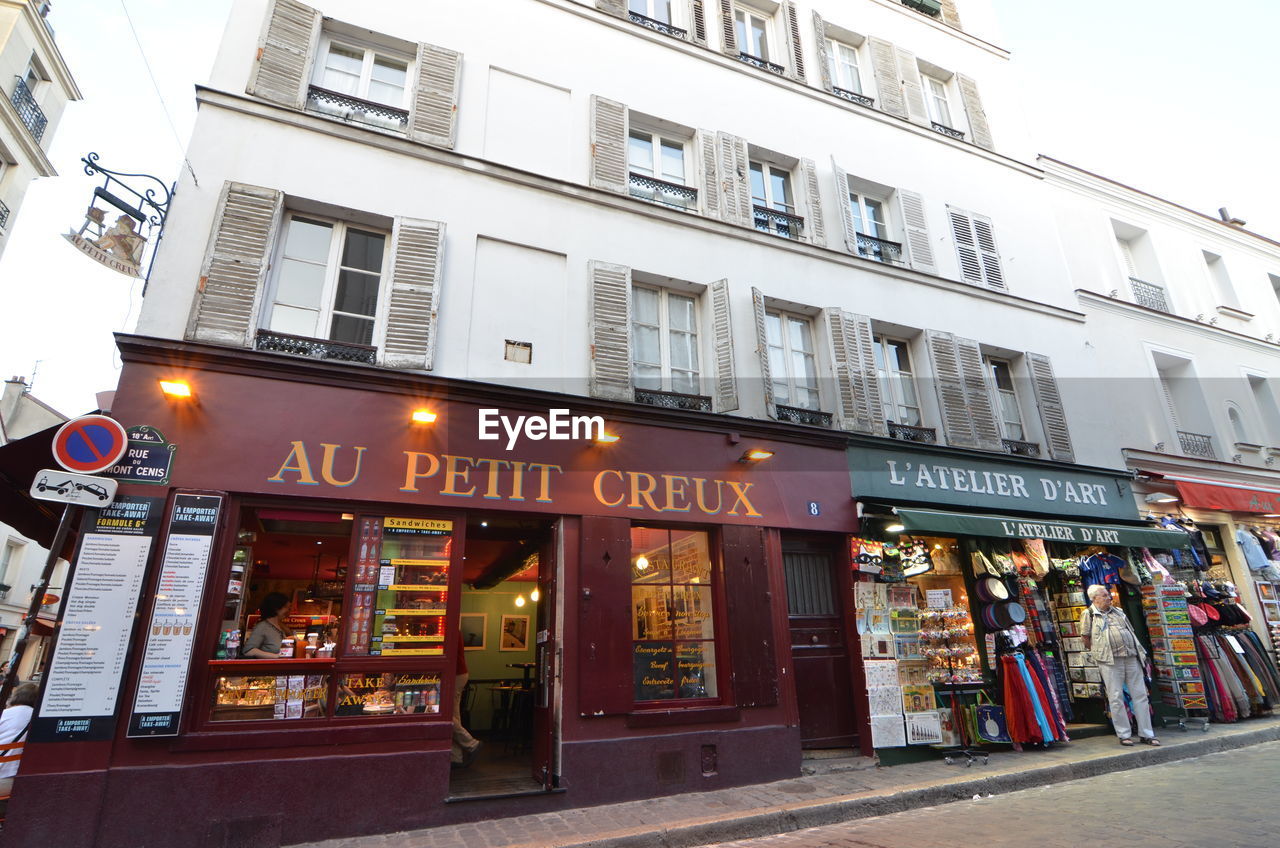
[1172,480,1280,514]
[104,425,177,485]
[848,445,1139,521]
[31,496,165,743]
[896,508,1188,549]
[127,494,224,737]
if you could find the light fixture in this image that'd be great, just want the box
[480,521,488,527]
[529,587,540,602]
[515,594,526,607]
[739,448,775,462]
[595,432,621,444]
[1144,492,1180,504]
[635,555,650,571]
[159,380,192,399]
[885,522,905,534]
[411,408,438,424]
[341,513,354,521]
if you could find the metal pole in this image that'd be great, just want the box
[0,504,78,709]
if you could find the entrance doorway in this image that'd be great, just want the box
[448,514,557,800]
[783,543,859,749]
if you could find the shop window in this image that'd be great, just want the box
[630,526,718,703]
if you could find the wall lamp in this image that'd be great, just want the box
[739,448,775,463]
[595,431,621,444]
[159,380,193,399]
[1144,492,1179,504]
[411,409,438,424]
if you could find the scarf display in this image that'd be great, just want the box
[997,646,1070,746]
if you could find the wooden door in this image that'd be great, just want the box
[531,521,559,787]
[784,550,857,748]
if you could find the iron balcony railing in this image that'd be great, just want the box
[1001,438,1042,458]
[833,86,874,108]
[306,85,409,131]
[627,10,687,39]
[1178,430,1216,459]
[0,199,9,231]
[855,232,904,264]
[11,77,47,142]
[738,52,785,75]
[753,205,805,240]
[1129,277,1171,313]
[255,329,377,365]
[634,387,712,413]
[775,404,833,428]
[887,421,937,444]
[628,172,697,210]
[931,122,964,140]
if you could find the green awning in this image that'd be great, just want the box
[895,508,1189,549]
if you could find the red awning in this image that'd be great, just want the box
[1173,479,1280,514]
[0,424,63,547]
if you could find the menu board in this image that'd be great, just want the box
[33,496,164,742]
[127,494,223,736]
[348,517,451,656]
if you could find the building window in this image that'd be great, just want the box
[0,539,23,598]
[266,215,388,348]
[987,358,1025,440]
[1249,375,1280,446]
[828,40,864,94]
[874,336,921,426]
[316,39,410,108]
[766,311,819,411]
[628,130,692,209]
[750,161,799,238]
[923,75,954,128]
[629,0,674,24]
[735,7,772,61]
[848,192,895,261]
[1227,404,1250,444]
[632,285,700,395]
[630,526,718,703]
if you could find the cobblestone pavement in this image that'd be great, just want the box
[702,741,1280,848]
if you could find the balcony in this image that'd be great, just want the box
[634,387,712,413]
[629,173,697,211]
[0,199,9,231]
[1001,438,1041,458]
[753,205,805,240]
[775,404,833,428]
[1129,277,1171,313]
[855,233,904,264]
[738,52,785,76]
[887,421,937,444]
[930,122,964,141]
[10,77,47,142]
[628,10,687,39]
[1177,430,1216,459]
[902,0,942,16]
[306,85,409,132]
[833,86,875,108]
[255,329,377,365]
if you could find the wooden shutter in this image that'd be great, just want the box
[868,37,905,118]
[722,524,778,708]
[826,309,886,435]
[718,0,737,56]
[831,157,857,255]
[189,182,283,347]
[799,158,826,248]
[895,46,930,126]
[698,130,720,218]
[1026,353,1075,462]
[940,0,963,29]
[578,516,634,717]
[590,95,629,194]
[589,260,633,401]
[956,336,1003,451]
[690,0,709,46]
[896,189,936,274]
[813,12,833,93]
[595,0,626,17]
[384,218,445,371]
[716,131,751,226]
[752,287,777,419]
[948,207,984,286]
[957,73,994,150]
[411,43,462,149]
[709,279,739,412]
[782,1,805,82]
[246,0,319,108]
[972,214,1006,290]
[926,330,975,448]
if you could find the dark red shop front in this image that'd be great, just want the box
[4,336,862,848]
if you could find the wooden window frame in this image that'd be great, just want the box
[874,335,922,426]
[312,35,415,110]
[986,356,1026,441]
[734,6,773,62]
[765,309,821,412]
[631,284,702,395]
[827,39,864,94]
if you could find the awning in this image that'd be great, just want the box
[1170,478,1280,514]
[896,508,1190,549]
[0,425,63,547]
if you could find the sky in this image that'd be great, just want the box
[1,0,1278,418]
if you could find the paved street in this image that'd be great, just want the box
[702,741,1280,848]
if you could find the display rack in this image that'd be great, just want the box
[1141,579,1210,732]
[935,683,989,766]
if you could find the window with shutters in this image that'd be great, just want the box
[765,310,820,412]
[947,207,1005,290]
[750,161,803,240]
[828,40,867,101]
[873,336,922,427]
[923,74,963,138]
[309,35,414,131]
[628,128,695,210]
[262,213,388,357]
[848,192,900,264]
[628,0,689,38]
[985,357,1026,442]
[733,5,782,74]
[632,285,701,396]
[631,525,719,704]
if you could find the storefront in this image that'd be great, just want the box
[844,439,1196,757]
[4,335,859,848]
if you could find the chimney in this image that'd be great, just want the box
[1218,207,1247,227]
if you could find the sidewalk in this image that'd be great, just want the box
[294,716,1280,848]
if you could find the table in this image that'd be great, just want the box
[507,662,537,686]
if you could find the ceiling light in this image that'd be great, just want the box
[515,594,526,608]
[159,380,192,398]
[480,521,488,527]
[529,587,540,602]
[1144,492,1180,504]
[340,513,354,521]
[411,409,438,424]
[739,448,775,462]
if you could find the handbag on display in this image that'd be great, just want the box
[975,690,1012,744]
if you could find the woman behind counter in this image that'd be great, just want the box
[242,592,291,658]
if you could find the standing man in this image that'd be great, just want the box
[1081,585,1159,747]
[452,631,481,768]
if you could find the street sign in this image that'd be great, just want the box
[30,469,118,507]
[52,415,129,474]
[105,425,177,485]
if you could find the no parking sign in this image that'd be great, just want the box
[52,415,129,474]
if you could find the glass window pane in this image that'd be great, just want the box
[773,377,791,405]
[634,287,660,324]
[872,337,886,369]
[734,10,747,49]
[284,218,333,262]
[633,325,661,366]
[669,529,711,583]
[367,80,405,107]
[330,313,375,346]
[335,672,441,717]
[750,18,768,60]
[670,370,700,395]
[371,55,407,85]
[889,340,912,374]
[631,526,673,583]
[749,162,766,204]
[787,317,812,353]
[274,258,327,309]
[770,171,792,210]
[634,364,663,390]
[660,140,685,182]
[669,331,698,372]
[323,44,363,95]
[341,229,385,273]
[672,585,714,640]
[668,294,695,332]
[211,674,329,722]
[269,303,320,338]
[633,587,673,641]
[654,0,672,23]
[334,270,380,317]
[634,642,675,701]
[629,133,654,174]
[849,194,865,235]
[765,312,782,346]
[677,642,716,699]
